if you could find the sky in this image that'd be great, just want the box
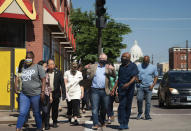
[71,0,191,64]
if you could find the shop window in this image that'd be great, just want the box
[0,21,25,48]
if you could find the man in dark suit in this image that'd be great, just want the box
[46,59,66,128]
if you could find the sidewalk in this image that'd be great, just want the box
[0,100,68,124]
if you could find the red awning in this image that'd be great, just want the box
[53,12,65,28]
[0,0,37,20]
[72,34,76,50]
[68,27,72,41]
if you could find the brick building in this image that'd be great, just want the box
[0,0,75,110]
[157,62,169,76]
[0,0,75,71]
[169,47,191,70]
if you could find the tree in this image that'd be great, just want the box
[135,57,144,63]
[70,8,131,65]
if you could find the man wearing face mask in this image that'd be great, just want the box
[111,52,138,130]
[46,59,66,128]
[136,56,158,120]
[85,53,116,130]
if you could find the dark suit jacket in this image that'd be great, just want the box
[47,68,66,99]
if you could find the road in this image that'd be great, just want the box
[1,97,191,131]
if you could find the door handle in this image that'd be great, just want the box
[7,80,10,92]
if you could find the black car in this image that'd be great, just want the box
[158,71,191,108]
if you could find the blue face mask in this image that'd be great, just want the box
[25,59,33,65]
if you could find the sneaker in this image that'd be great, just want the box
[68,118,72,123]
[136,113,142,120]
[107,119,112,124]
[110,116,115,121]
[119,124,125,130]
[92,125,99,130]
[82,109,86,113]
[53,122,58,128]
[124,124,129,129]
[45,126,50,130]
[73,120,79,125]
[145,115,152,120]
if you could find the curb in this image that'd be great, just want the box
[0,120,35,124]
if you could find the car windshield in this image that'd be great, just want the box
[169,72,191,83]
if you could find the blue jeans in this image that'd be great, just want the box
[16,93,42,129]
[137,86,152,117]
[118,87,134,126]
[107,95,115,117]
[91,88,109,126]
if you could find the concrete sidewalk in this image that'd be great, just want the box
[0,100,68,124]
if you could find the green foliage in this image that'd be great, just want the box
[135,57,144,63]
[70,8,132,65]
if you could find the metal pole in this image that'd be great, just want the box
[186,40,189,71]
[98,26,102,56]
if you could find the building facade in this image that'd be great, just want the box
[169,47,191,70]
[0,0,75,110]
[157,62,169,76]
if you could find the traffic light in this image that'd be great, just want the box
[96,16,107,28]
[96,0,106,16]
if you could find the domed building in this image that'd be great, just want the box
[130,40,143,62]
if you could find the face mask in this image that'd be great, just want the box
[121,58,130,65]
[142,62,149,68]
[99,60,107,65]
[71,70,77,75]
[25,59,32,65]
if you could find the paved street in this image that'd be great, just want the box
[1,97,191,131]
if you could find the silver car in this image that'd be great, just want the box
[152,77,162,98]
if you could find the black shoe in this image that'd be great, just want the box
[68,118,72,123]
[53,122,58,128]
[73,120,79,125]
[45,126,50,130]
[136,113,142,120]
[145,116,152,120]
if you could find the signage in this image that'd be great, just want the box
[0,0,36,20]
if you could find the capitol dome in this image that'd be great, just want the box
[130,40,143,62]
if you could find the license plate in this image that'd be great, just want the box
[187,96,191,101]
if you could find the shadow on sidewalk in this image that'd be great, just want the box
[106,124,119,130]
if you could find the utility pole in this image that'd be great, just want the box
[152,54,154,64]
[186,40,189,71]
[95,0,106,56]
[98,26,102,56]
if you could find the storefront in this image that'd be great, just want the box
[0,0,76,110]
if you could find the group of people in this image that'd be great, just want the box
[14,51,158,131]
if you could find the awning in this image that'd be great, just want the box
[0,0,37,20]
[43,6,62,32]
[53,12,65,29]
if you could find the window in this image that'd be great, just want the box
[0,21,25,48]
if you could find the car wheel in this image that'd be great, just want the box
[158,93,164,107]
[165,95,171,108]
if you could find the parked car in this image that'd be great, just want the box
[152,76,162,98]
[158,71,191,108]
